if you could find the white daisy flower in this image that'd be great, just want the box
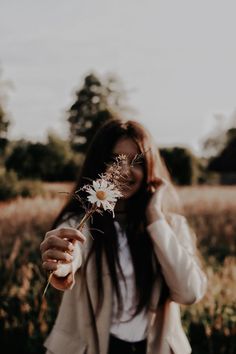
[85,179,122,216]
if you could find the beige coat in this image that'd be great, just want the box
[44,214,207,354]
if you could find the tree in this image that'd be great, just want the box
[5,133,83,181]
[203,110,236,177]
[0,69,11,155]
[202,110,236,158]
[208,128,236,173]
[0,105,9,138]
[201,113,227,158]
[160,147,200,185]
[67,73,129,152]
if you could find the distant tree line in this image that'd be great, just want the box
[0,70,10,157]
[1,70,236,193]
[5,134,83,181]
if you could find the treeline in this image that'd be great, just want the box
[4,134,83,181]
[0,134,83,200]
[1,71,236,200]
[1,134,202,185]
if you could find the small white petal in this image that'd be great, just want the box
[87,195,96,203]
[102,200,113,211]
[107,183,115,190]
[100,179,108,189]
[101,201,109,210]
[93,180,99,190]
[106,195,117,202]
[87,189,96,196]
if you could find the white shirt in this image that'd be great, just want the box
[110,221,148,342]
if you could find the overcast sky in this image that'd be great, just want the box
[1,0,236,154]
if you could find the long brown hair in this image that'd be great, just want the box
[54,118,181,315]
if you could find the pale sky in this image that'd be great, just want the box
[1,0,236,155]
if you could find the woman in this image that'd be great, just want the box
[40,119,207,354]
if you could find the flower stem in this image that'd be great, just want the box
[42,272,53,298]
[76,206,97,231]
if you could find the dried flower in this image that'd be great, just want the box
[43,154,130,297]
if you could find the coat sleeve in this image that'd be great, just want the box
[49,216,85,291]
[147,214,207,305]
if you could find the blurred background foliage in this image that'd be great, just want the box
[4,134,83,182]
[1,71,236,201]
[67,73,131,153]
[0,70,235,354]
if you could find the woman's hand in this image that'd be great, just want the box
[40,227,86,274]
[146,178,168,224]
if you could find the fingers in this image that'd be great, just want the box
[40,227,86,273]
[42,249,73,263]
[40,235,74,254]
[40,227,85,254]
[45,227,86,243]
[42,260,58,272]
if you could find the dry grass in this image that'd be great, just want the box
[0,196,64,245]
[177,185,236,213]
[0,185,235,353]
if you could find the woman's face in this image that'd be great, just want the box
[111,137,145,199]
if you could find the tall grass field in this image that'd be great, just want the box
[0,184,235,354]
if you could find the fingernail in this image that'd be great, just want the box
[68,242,74,251]
[66,254,73,261]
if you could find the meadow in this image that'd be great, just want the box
[0,184,235,354]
